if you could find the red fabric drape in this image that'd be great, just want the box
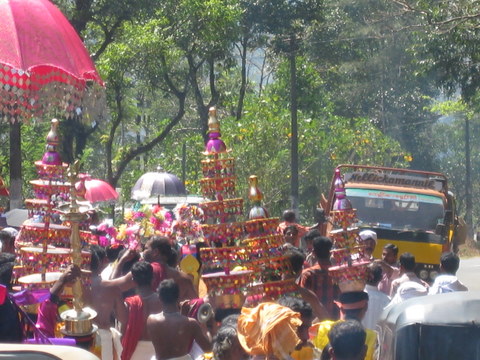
[121,295,144,360]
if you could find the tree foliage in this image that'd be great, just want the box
[7,0,480,226]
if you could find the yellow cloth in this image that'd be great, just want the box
[291,345,316,360]
[313,320,377,360]
[237,302,302,359]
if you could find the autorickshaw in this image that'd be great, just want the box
[376,291,480,360]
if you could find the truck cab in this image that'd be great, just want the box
[325,165,465,283]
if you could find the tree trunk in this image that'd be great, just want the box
[9,122,22,210]
[236,34,248,122]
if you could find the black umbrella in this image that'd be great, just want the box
[131,167,186,203]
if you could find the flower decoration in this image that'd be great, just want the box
[91,220,118,247]
[121,204,172,246]
[116,223,141,250]
[171,203,204,245]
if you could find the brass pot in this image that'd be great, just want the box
[60,307,97,336]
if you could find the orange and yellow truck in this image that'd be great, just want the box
[324,165,466,282]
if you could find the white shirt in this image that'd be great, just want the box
[362,284,391,330]
[388,281,428,306]
[390,272,428,297]
[428,274,468,294]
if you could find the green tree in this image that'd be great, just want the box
[219,60,409,220]
[91,0,241,194]
[305,0,440,171]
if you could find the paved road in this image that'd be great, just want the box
[457,256,480,291]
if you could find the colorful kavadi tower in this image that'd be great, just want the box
[199,107,295,309]
[17,119,90,288]
[328,168,369,292]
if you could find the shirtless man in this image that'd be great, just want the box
[143,236,197,300]
[147,279,211,360]
[85,245,124,360]
[118,261,163,360]
[111,236,197,302]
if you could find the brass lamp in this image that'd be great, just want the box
[57,161,97,336]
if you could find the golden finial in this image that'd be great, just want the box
[248,175,263,202]
[208,107,220,133]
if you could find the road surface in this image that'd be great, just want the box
[457,256,480,291]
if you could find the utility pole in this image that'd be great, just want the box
[465,115,473,237]
[289,34,299,214]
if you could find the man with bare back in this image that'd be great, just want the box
[147,279,211,360]
[117,261,163,360]
[85,245,125,360]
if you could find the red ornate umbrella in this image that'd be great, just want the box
[0,0,105,122]
[75,175,118,204]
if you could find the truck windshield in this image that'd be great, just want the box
[346,188,445,232]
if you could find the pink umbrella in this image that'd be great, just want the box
[0,0,105,121]
[75,175,118,203]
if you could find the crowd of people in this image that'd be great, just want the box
[0,208,470,360]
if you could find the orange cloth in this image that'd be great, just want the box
[237,302,302,359]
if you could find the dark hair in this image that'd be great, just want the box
[213,325,238,360]
[106,245,124,262]
[167,247,179,267]
[343,308,366,320]
[150,236,174,258]
[158,279,179,304]
[399,252,416,271]
[215,308,241,323]
[131,261,153,287]
[328,320,366,359]
[220,314,240,329]
[384,243,399,256]
[285,249,306,274]
[0,230,16,241]
[367,263,383,286]
[282,209,296,223]
[339,291,369,319]
[440,252,460,274]
[303,229,321,243]
[195,242,208,268]
[338,291,369,304]
[313,236,333,260]
[283,225,299,235]
[277,296,313,320]
[90,245,107,272]
[118,248,141,275]
[0,253,15,286]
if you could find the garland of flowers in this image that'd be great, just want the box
[117,204,172,249]
[170,204,204,245]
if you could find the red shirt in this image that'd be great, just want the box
[300,262,340,320]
